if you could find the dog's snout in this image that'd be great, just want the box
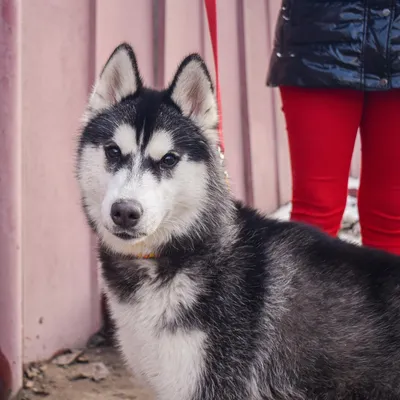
[111,200,143,228]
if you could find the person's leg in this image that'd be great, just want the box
[280,87,363,236]
[358,91,400,255]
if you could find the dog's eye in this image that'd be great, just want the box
[160,153,179,168]
[104,144,122,161]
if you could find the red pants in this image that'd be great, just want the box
[280,87,400,255]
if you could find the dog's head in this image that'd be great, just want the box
[76,43,226,254]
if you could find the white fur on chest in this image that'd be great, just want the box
[107,266,206,400]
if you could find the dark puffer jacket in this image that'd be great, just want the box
[267,1,400,91]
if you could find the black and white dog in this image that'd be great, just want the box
[76,43,400,399]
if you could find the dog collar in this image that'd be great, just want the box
[135,253,156,259]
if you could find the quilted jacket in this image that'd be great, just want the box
[267,1,400,90]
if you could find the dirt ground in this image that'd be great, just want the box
[18,346,154,400]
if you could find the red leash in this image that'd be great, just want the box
[204,0,224,153]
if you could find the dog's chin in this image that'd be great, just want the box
[99,218,165,253]
[99,228,148,255]
[100,225,147,243]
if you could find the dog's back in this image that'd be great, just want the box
[231,203,400,399]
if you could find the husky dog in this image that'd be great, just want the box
[76,43,400,400]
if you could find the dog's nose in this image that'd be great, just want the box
[111,200,143,228]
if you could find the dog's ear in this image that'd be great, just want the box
[168,54,219,144]
[84,43,142,122]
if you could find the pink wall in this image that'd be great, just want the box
[0,0,23,393]
[96,0,155,85]
[0,0,361,396]
[20,0,101,364]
